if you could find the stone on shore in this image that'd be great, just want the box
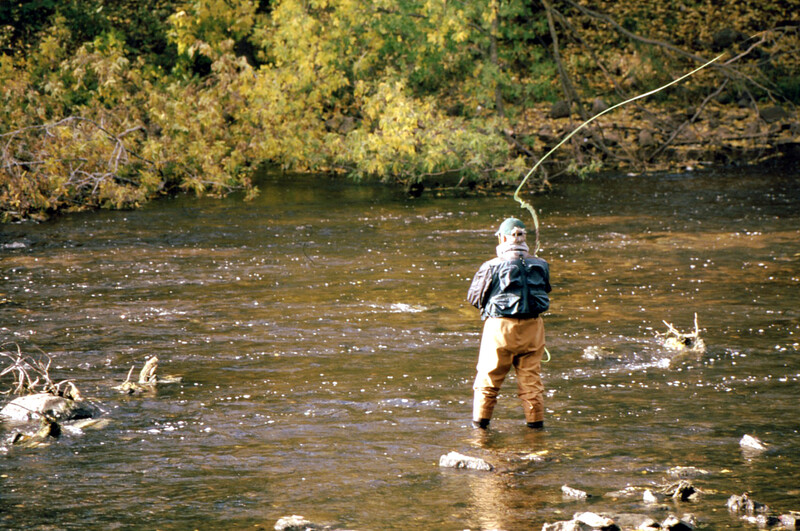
[550,100,571,119]
[438,451,493,471]
[760,105,790,124]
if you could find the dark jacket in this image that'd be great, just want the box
[467,250,551,320]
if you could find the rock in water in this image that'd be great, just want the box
[542,512,618,530]
[561,485,589,499]
[574,512,614,528]
[274,515,323,531]
[727,493,770,515]
[740,434,767,452]
[643,489,663,504]
[438,451,493,471]
[779,512,800,529]
[662,514,695,530]
[0,393,96,422]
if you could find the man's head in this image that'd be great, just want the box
[495,217,526,244]
[495,218,525,243]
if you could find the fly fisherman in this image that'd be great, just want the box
[466,218,551,430]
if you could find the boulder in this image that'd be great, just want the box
[0,393,97,422]
[760,106,791,124]
[638,129,656,148]
[438,451,493,471]
[550,100,572,119]
[712,28,745,50]
[591,98,609,115]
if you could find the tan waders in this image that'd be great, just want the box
[472,316,545,426]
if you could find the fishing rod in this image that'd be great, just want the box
[514,53,726,256]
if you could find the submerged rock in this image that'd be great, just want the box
[438,451,493,471]
[0,393,97,422]
[603,486,641,500]
[7,417,61,447]
[666,466,711,479]
[581,345,616,361]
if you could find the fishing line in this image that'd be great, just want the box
[514,53,725,256]
[519,53,724,363]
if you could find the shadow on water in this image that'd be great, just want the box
[1,168,799,529]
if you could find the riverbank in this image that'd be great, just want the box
[491,98,799,191]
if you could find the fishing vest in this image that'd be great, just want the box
[470,253,551,320]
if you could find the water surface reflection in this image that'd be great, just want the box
[1,169,798,529]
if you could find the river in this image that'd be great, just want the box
[1,166,798,530]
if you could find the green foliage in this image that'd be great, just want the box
[566,158,603,181]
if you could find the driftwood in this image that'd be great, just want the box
[656,313,706,353]
[0,344,82,400]
[0,345,103,447]
[114,356,182,394]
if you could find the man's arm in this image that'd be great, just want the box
[467,264,493,309]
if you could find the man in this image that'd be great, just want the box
[466,217,551,430]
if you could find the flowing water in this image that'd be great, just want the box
[1,167,798,530]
